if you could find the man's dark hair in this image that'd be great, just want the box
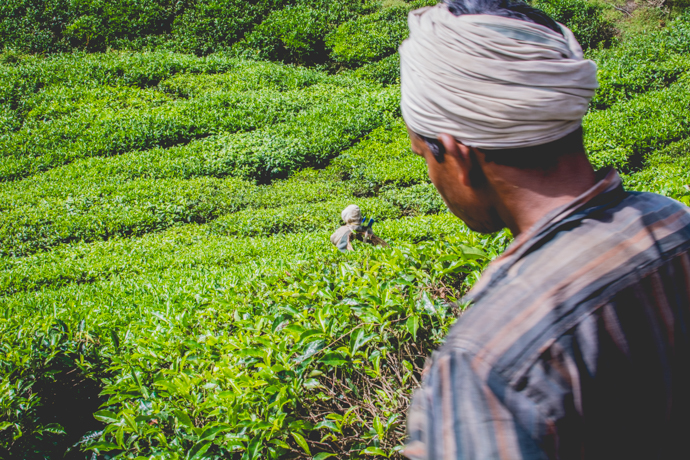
[443,0,563,36]
[420,127,585,170]
[481,126,585,170]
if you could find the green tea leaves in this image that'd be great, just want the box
[292,431,311,456]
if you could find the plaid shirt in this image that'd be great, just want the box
[405,168,690,460]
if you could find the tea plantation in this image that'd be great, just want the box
[1,1,689,459]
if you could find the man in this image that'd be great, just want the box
[400,1,690,459]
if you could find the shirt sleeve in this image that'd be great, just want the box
[405,348,546,460]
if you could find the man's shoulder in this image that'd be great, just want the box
[599,190,690,253]
[442,190,690,368]
[622,190,690,219]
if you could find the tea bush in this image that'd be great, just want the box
[1,89,313,181]
[327,5,410,67]
[531,0,615,50]
[217,84,400,183]
[84,236,499,459]
[622,138,690,206]
[0,224,504,458]
[0,176,253,258]
[329,119,428,191]
[234,5,333,65]
[2,0,622,73]
[590,10,690,110]
[0,0,274,54]
[380,183,446,216]
[169,0,286,56]
[227,0,378,65]
[352,53,402,86]
[584,82,690,171]
[0,213,471,297]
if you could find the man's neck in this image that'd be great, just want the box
[482,151,597,236]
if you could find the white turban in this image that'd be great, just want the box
[341,205,362,225]
[399,4,598,149]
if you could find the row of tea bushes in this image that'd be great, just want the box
[0,177,251,258]
[583,81,690,171]
[0,52,260,108]
[215,85,399,183]
[1,89,311,181]
[0,197,466,295]
[0,213,470,300]
[1,56,398,182]
[0,0,619,73]
[622,138,690,206]
[0,224,325,297]
[589,9,690,110]
[0,119,423,258]
[3,213,465,302]
[328,119,428,189]
[4,71,690,258]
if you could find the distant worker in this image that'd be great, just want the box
[400,1,690,459]
[330,205,387,252]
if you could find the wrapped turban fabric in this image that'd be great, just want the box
[399,4,598,149]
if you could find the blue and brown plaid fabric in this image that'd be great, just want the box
[405,168,690,460]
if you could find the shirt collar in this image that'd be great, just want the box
[464,167,625,304]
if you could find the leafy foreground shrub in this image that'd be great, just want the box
[0,230,508,459]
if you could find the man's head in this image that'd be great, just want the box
[444,0,562,34]
[399,0,598,234]
[408,126,588,233]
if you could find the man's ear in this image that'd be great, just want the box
[437,133,474,187]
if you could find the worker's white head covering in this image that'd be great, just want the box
[399,4,598,149]
[342,205,362,225]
